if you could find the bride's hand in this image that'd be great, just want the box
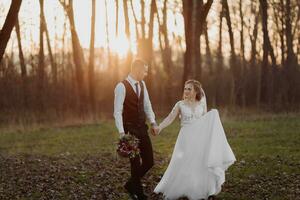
[157,126,162,135]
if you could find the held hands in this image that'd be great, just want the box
[120,123,161,138]
[151,123,160,136]
[156,126,161,135]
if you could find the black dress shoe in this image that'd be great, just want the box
[124,182,138,200]
[136,193,148,200]
[208,195,216,200]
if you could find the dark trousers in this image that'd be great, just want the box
[124,123,154,194]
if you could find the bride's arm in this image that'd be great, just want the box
[158,101,180,134]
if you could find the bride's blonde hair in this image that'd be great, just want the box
[183,79,203,101]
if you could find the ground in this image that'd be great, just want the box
[0,113,300,199]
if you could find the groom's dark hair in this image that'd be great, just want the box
[131,58,147,71]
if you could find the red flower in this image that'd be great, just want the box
[116,134,140,158]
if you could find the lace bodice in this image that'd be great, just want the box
[159,91,207,131]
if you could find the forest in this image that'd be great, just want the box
[0,0,299,126]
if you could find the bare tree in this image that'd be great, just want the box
[272,0,285,66]
[133,0,158,95]
[130,0,141,44]
[59,0,87,114]
[123,0,130,40]
[0,0,22,62]
[204,22,212,75]
[114,0,121,80]
[141,0,146,39]
[37,0,46,111]
[15,17,28,107]
[115,0,119,36]
[144,0,157,95]
[123,0,133,73]
[222,0,238,106]
[43,13,57,85]
[182,0,213,85]
[105,0,111,70]
[248,2,260,107]
[239,0,246,107]
[285,0,296,65]
[285,0,299,104]
[214,3,224,106]
[259,0,277,106]
[89,0,96,112]
[161,0,174,105]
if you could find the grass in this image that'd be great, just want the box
[0,113,300,199]
[0,121,116,156]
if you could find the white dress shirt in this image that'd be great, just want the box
[114,75,156,134]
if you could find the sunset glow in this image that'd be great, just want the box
[0,0,181,55]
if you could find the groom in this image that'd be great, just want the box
[114,58,159,199]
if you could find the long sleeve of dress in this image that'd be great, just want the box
[158,101,181,133]
[200,88,207,114]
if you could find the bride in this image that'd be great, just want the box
[154,80,236,200]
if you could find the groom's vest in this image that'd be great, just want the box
[122,80,146,126]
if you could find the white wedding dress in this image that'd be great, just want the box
[154,92,236,200]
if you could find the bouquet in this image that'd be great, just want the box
[116,134,140,159]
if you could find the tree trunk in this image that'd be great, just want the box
[204,22,212,75]
[239,0,246,107]
[15,17,28,108]
[0,0,22,62]
[271,0,285,66]
[215,4,224,106]
[161,0,173,105]
[136,0,157,98]
[222,0,237,107]
[182,0,213,86]
[259,0,276,106]
[141,0,146,39]
[105,0,111,70]
[123,0,130,40]
[260,0,270,104]
[249,4,260,107]
[89,0,96,112]
[43,14,57,85]
[114,0,120,83]
[130,0,140,41]
[279,0,285,66]
[272,0,286,106]
[285,0,298,104]
[115,0,119,36]
[123,0,133,73]
[182,0,198,84]
[148,0,156,60]
[38,0,45,111]
[194,0,203,81]
[59,0,87,114]
[61,14,67,84]
[285,0,296,64]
